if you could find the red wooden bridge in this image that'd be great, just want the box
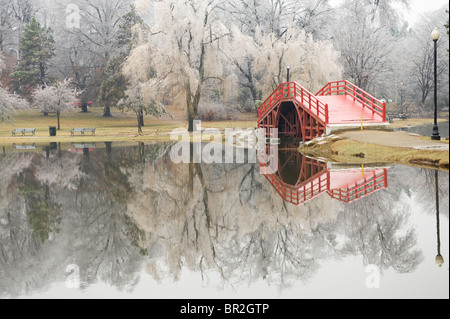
[258,80,390,141]
[261,147,388,206]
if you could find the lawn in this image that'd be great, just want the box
[1,107,446,146]
[299,136,449,171]
[0,108,260,144]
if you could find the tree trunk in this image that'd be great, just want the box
[103,104,112,117]
[139,109,144,127]
[57,111,61,130]
[187,105,195,132]
[40,62,45,86]
[186,41,205,132]
[186,82,196,132]
[186,81,202,132]
[137,113,143,135]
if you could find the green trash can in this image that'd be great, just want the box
[49,126,57,136]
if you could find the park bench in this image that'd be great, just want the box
[70,128,96,136]
[13,143,37,150]
[12,128,36,136]
[72,143,96,149]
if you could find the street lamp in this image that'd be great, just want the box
[431,27,441,141]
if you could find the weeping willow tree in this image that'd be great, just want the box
[120,27,172,135]
[130,0,233,132]
[128,0,342,122]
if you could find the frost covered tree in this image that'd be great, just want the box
[32,79,80,130]
[51,0,133,117]
[410,11,449,109]
[332,1,395,91]
[227,24,342,109]
[119,24,172,135]
[0,87,29,123]
[132,0,341,123]
[118,81,171,135]
[0,0,38,52]
[224,0,334,41]
[136,0,232,132]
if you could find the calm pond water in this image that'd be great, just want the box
[394,121,450,139]
[0,142,448,299]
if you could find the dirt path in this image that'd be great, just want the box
[339,130,449,151]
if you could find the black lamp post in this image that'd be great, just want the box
[431,27,441,141]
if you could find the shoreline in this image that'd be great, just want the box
[1,110,449,171]
[298,131,449,171]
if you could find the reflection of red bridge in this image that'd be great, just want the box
[262,148,388,205]
[258,81,389,141]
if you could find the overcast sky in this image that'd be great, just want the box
[406,0,449,25]
[329,0,448,26]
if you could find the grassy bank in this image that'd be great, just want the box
[2,109,448,171]
[299,136,449,171]
[2,109,446,144]
[0,108,258,144]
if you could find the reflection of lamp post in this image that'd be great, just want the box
[431,28,441,141]
[435,170,444,268]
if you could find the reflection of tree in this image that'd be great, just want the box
[338,192,423,273]
[127,149,340,289]
[66,145,149,291]
[238,164,263,206]
[35,152,85,190]
[220,225,320,289]
[0,154,62,297]
[128,145,431,290]
[17,168,61,244]
[24,185,61,244]
[0,153,33,208]
[55,143,171,291]
[0,145,162,296]
[0,144,445,297]
[0,197,51,298]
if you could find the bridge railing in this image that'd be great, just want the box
[258,82,329,124]
[263,170,328,206]
[316,80,387,122]
[327,169,388,203]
